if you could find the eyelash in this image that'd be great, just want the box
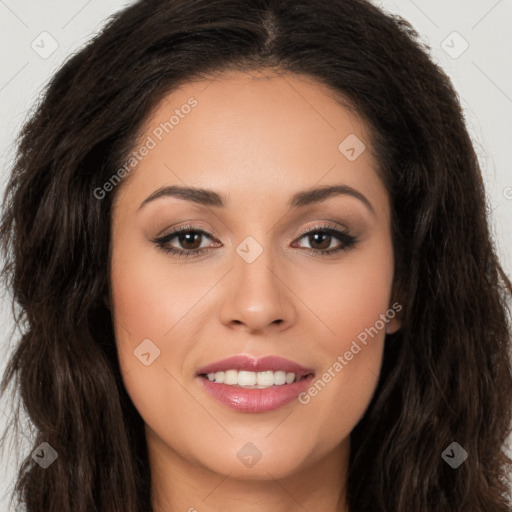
[152,223,358,259]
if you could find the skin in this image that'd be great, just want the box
[109,70,401,512]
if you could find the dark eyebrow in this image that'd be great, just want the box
[289,185,375,214]
[139,184,375,214]
[139,185,226,209]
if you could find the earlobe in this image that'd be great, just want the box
[386,315,401,334]
[386,281,403,334]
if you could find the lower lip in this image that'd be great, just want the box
[197,374,315,413]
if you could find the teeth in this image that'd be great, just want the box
[238,370,256,386]
[224,369,238,385]
[205,370,300,388]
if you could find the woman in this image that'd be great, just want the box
[1,0,511,511]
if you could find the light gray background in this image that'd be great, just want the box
[0,1,511,510]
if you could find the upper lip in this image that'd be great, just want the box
[196,355,315,378]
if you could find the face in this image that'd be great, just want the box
[109,71,400,482]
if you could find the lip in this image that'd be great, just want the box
[196,355,314,378]
[198,374,315,413]
[196,355,316,413]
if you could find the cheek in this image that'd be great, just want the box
[109,239,212,357]
[297,233,394,348]
[290,236,394,436]
[109,247,209,445]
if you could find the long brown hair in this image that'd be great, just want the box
[2,0,511,510]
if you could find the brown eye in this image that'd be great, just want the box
[153,225,220,258]
[293,225,357,255]
[306,232,334,251]
[175,231,204,250]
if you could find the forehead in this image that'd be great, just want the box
[113,71,388,218]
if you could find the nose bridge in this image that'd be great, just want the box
[237,237,280,300]
[219,233,295,333]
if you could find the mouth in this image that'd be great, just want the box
[195,355,316,412]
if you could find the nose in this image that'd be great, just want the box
[218,244,297,335]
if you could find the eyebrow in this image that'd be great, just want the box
[139,184,375,214]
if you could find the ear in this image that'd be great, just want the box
[386,311,401,334]
[386,281,403,334]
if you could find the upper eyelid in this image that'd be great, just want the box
[155,225,217,241]
[156,223,348,244]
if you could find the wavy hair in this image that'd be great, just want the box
[1,0,512,510]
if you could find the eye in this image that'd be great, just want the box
[291,224,358,256]
[152,224,221,258]
[152,223,358,259]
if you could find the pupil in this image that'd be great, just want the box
[310,232,330,250]
[180,232,201,249]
